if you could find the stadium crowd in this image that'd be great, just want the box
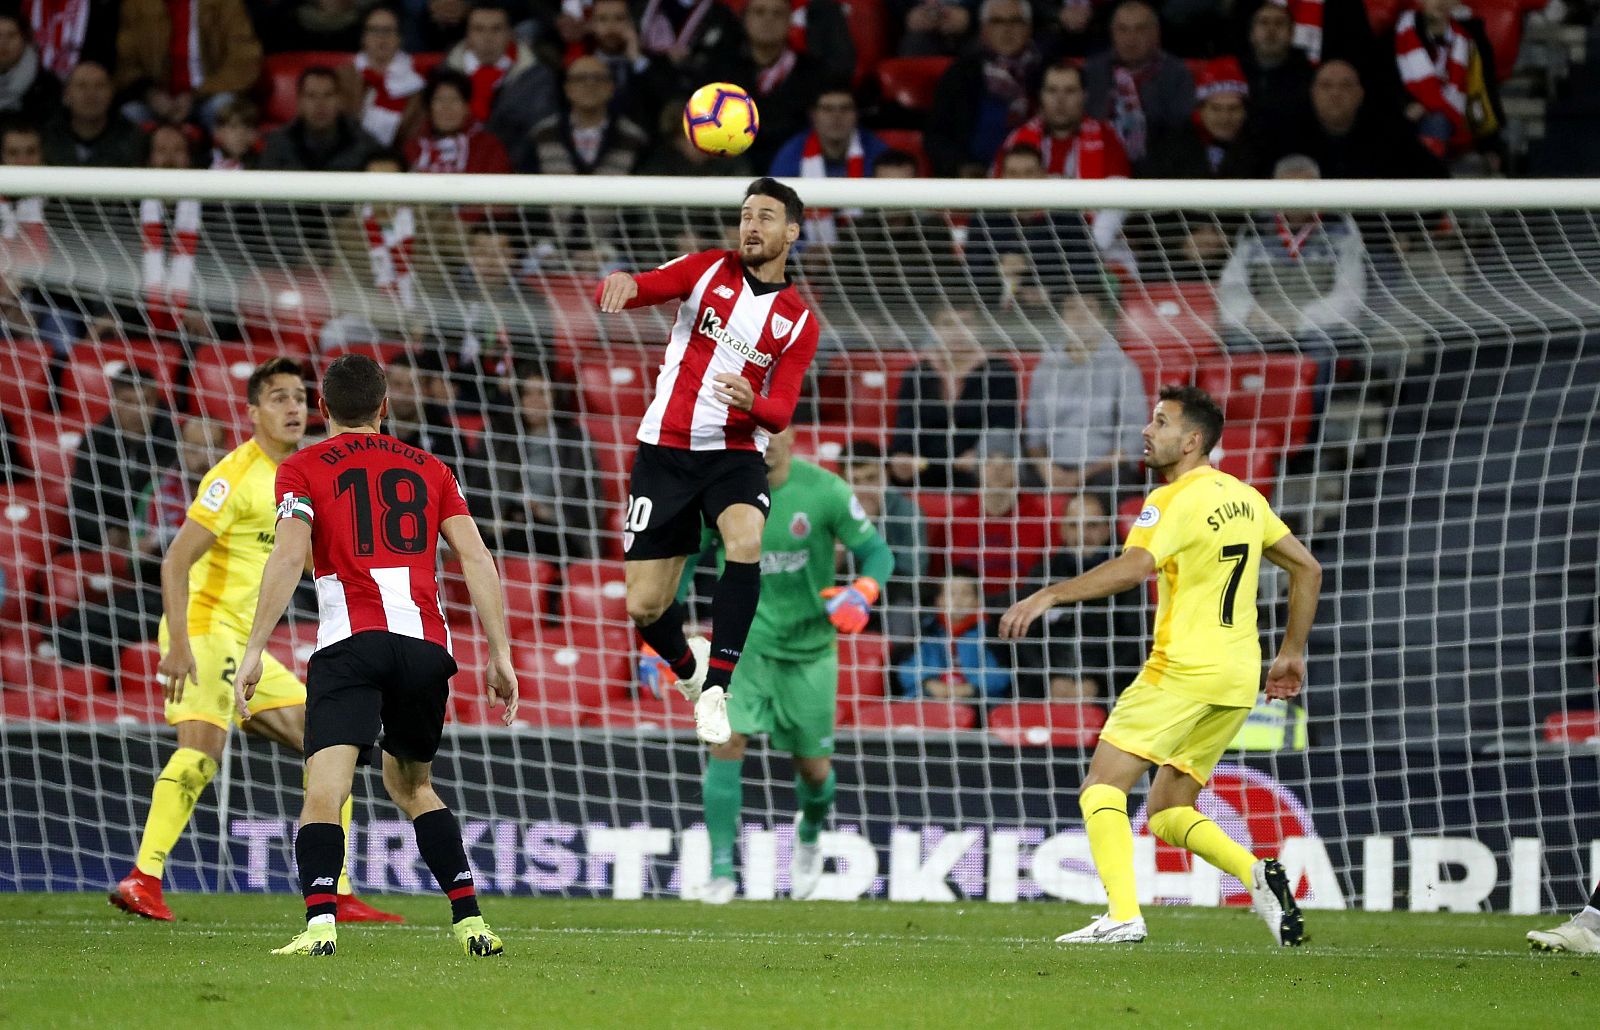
[0,0,1585,730]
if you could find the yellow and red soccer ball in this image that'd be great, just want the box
[683,82,760,157]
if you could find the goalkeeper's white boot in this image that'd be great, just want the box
[790,814,823,900]
[694,686,731,745]
[1055,913,1147,944]
[674,636,712,703]
[698,876,737,905]
[272,920,337,956]
[1248,858,1307,947]
[1528,915,1600,954]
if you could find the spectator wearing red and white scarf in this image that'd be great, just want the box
[405,69,511,174]
[0,12,62,125]
[637,0,740,69]
[924,0,1041,177]
[993,63,1128,180]
[769,85,888,241]
[141,125,202,334]
[706,0,825,172]
[335,7,425,148]
[1394,0,1478,159]
[1083,0,1193,164]
[112,0,262,129]
[444,2,558,152]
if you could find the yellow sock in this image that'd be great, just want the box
[135,747,218,879]
[337,794,354,895]
[1079,783,1141,922]
[1148,806,1257,883]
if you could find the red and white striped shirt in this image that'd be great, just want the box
[275,433,472,654]
[601,249,821,453]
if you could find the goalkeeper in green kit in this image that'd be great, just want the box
[642,426,893,904]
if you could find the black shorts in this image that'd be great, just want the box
[622,443,771,560]
[304,631,458,762]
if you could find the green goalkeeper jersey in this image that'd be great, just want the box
[689,458,893,661]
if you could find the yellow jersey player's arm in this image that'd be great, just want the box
[999,547,1157,640]
[235,517,312,723]
[156,519,219,703]
[1261,532,1323,701]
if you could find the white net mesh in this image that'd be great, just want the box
[0,172,1595,911]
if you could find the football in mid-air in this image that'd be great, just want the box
[683,83,760,157]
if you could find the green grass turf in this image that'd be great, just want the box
[0,894,1592,1028]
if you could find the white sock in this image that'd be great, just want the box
[308,913,336,927]
[1575,906,1600,929]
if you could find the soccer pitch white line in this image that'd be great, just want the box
[0,917,1549,961]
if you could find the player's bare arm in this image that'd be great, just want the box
[156,519,218,703]
[1262,533,1322,700]
[440,514,520,725]
[234,517,312,722]
[999,547,1157,640]
[598,271,639,312]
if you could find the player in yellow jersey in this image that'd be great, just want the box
[109,358,398,924]
[1002,385,1323,947]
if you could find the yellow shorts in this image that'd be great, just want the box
[1098,678,1252,785]
[158,621,305,730]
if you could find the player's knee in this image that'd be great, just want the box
[795,756,831,786]
[709,734,747,761]
[626,594,670,626]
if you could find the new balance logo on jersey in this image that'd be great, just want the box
[312,877,335,887]
[698,306,773,367]
[713,285,735,299]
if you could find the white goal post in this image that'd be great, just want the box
[0,169,1594,912]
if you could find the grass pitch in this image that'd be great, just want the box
[0,894,1591,1028]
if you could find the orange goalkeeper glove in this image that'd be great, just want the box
[820,577,880,634]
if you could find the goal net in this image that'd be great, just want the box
[0,170,1594,912]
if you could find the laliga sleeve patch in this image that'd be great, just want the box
[1134,504,1161,528]
[199,478,231,513]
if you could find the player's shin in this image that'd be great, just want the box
[703,758,743,881]
[1079,784,1141,922]
[1148,807,1257,883]
[296,822,345,924]
[413,808,481,923]
[636,601,697,680]
[795,769,835,845]
[705,560,761,693]
[135,747,218,879]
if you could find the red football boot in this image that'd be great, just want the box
[336,894,405,923]
[108,870,174,921]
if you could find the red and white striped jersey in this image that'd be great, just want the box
[603,249,821,452]
[275,432,471,654]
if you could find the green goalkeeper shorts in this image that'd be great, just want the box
[728,650,837,758]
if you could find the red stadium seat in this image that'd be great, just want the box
[845,0,888,86]
[118,642,164,695]
[836,631,888,723]
[1542,710,1599,744]
[582,413,637,508]
[0,630,38,688]
[611,690,698,732]
[559,560,629,624]
[1195,354,1319,453]
[259,51,358,125]
[508,641,628,727]
[877,57,952,112]
[1,685,62,721]
[36,549,121,620]
[848,698,978,731]
[236,270,332,354]
[28,659,112,720]
[14,416,86,488]
[498,556,561,636]
[813,349,917,428]
[59,340,179,425]
[575,356,656,419]
[1211,424,1285,497]
[537,272,608,351]
[266,621,319,679]
[987,701,1106,747]
[1475,0,1541,81]
[1121,282,1221,361]
[0,339,53,415]
[873,129,929,175]
[0,486,63,625]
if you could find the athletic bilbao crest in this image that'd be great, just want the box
[789,511,811,539]
[1132,763,1320,904]
[770,313,794,338]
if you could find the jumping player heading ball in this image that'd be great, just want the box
[597,177,820,745]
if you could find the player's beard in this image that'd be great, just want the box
[740,235,785,269]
